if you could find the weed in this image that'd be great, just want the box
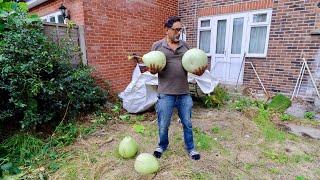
[211,126,220,134]
[291,154,313,163]
[119,114,131,122]
[268,167,280,174]
[230,97,254,112]
[263,149,289,164]
[280,114,291,121]
[304,111,315,120]
[191,172,213,180]
[194,128,217,151]
[134,115,145,122]
[133,124,145,134]
[48,123,78,148]
[268,94,291,113]
[254,107,286,142]
[295,175,306,180]
[111,103,122,114]
[244,163,254,171]
[202,85,230,108]
[1,134,44,165]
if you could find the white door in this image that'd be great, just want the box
[211,13,247,85]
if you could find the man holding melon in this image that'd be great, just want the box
[142,16,208,160]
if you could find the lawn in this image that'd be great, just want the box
[18,95,320,180]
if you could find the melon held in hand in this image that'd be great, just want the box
[142,51,166,71]
[182,48,208,73]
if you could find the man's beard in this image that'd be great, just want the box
[172,35,180,43]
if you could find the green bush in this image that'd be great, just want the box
[304,111,315,120]
[267,94,291,113]
[0,3,107,129]
[202,85,230,108]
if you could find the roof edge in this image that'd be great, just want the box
[27,0,49,9]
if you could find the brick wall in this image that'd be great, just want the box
[179,0,320,96]
[30,0,178,94]
[82,0,178,93]
[29,0,85,25]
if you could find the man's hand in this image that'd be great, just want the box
[192,64,208,76]
[148,64,162,74]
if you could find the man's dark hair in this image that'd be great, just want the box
[164,16,181,28]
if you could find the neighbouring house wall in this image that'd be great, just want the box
[30,0,178,94]
[29,0,85,25]
[82,0,178,93]
[179,0,320,96]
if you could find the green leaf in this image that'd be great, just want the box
[133,124,145,134]
[1,162,13,171]
[26,14,40,23]
[119,114,130,121]
[18,2,27,12]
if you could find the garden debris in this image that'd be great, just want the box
[285,102,318,119]
[119,64,218,113]
[280,123,320,139]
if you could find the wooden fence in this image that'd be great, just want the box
[42,22,87,66]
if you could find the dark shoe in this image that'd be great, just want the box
[153,147,164,158]
[189,150,200,160]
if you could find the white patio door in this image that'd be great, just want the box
[211,13,247,85]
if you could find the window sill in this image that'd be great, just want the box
[311,29,320,35]
[245,54,267,58]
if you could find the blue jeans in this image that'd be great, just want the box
[155,94,195,152]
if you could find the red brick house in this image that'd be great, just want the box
[28,0,320,99]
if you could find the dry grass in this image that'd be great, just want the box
[48,105,320,180]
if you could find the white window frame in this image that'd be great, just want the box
[197,17,213,56]
[197,9,273,58]
[245,9,272,58]
[41,11,65,24]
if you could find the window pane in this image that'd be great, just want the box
[249,26,267,54]
[216,20,227,54]
[49,16,56,23]
[201,20,210,27]
[231,17,244,54]
[253,13,267,23]
[58,15,64,23]
[199,30,211,53]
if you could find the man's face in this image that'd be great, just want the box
[167,21,182,43]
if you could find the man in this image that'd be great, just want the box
[148,16,207,160]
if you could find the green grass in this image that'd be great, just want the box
[268,94,292,113]
[263,149,289,164]
[291,154,314,163]
[268,167,281,174]
[191,172,214,180]
[229,96,255,112]
[254,107,286,142]
[1,134,45,165]
[194,128,217,151]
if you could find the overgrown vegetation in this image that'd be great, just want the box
[202,85,230,108]
[0,1,107,130]
[0,1,108,178]
[267,94,292,113]
[304,111,315,120]
[0,112,111,178]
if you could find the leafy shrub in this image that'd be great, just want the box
[202,85,230,108]
[230,97,254,112]
[267,94,291,113]
[0,3,107,129]
[304,111,315,120]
